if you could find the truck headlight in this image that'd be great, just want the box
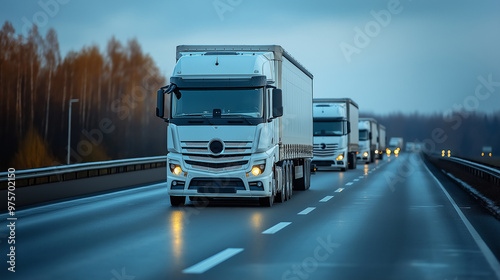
[336,153,344,161]
[170,164,183,176]
[251,164,265,176]
[363,151,369,157]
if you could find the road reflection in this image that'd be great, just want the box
[170,210,184,261]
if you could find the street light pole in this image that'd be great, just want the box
[67,99,79,165]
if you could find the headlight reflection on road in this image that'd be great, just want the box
[251,212,263,231]
[170,211,184,260]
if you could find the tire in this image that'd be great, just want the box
[287,161,293,199]
[275,165,285,203]
[348,153,357,170]
[170,196,185,206]
[259,195,274,207]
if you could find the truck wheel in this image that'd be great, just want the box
[275,165,285,203]
[347,153,354,170]
[287,161,293,199]
[259,195,274,207]
[170,196,185,206]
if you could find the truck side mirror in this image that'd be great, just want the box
[347,121,351,134]
[369,132,372,139]
[272,89,283,118]
[156,88,165,118]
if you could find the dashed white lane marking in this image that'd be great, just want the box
[319,196,334,202]
[262,222,292,234]
[358,176,364,179]
[183,248,244,274]
[298,207,316,215]
[353,179,360,182]
[335,188,344,193]
[423,164,500,279]
[345,182,353,186]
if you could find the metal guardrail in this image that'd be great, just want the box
[0,156,167,189]
[438,156,500,186]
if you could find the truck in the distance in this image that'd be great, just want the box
[358,118,378,163]
[312,98,359,171]
[156,45,314,207]
[377,124,386,159]
[387,137,404,157]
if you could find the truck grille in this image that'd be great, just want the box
[181,141,252,171]
[313,143,338,157]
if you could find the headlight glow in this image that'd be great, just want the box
[170,164,183,176]
[251,164,265,176]
[336,154,344,161]
[363,151,369,157]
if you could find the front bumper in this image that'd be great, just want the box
[166,153,273,198]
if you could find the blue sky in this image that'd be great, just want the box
[1,0,500,115]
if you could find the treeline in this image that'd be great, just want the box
[361,111,500,158]
[0,21,167,170]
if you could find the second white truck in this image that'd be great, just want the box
[312,98,359,171]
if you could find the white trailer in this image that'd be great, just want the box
[377,124,386,159]
[156,45,314,207]
[312,98,359,171]
[358,118,379,163]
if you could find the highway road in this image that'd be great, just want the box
[2,153,500,280]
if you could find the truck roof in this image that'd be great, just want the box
[313,98,359,108]
[359,117,377,123]
[176,45,313,79]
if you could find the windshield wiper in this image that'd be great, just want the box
[179,114,214,125]
[221,114,253,124]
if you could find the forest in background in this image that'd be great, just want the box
[0,21,167,170]
[361,111,500,160]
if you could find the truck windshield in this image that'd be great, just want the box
[172,88,263,118]
[359,129,368,141]
[313,121,345,136]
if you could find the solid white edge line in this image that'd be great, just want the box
[183,248,244,274]
[319,195,334,202]
[298,207,316,215]
[423,163,500,280]
[262,222,292,234]
[335,188,344,192]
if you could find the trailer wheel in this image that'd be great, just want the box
[170,196,185,207]
[287,161,293,199]
[275,165,285,203]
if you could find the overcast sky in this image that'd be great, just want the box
[1,0,500,115]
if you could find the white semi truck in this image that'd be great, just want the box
[358,118,379,163]
[377,124,386,159]
[156,45,314,207]
[312,98,359,171]
[388,137,404,156]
